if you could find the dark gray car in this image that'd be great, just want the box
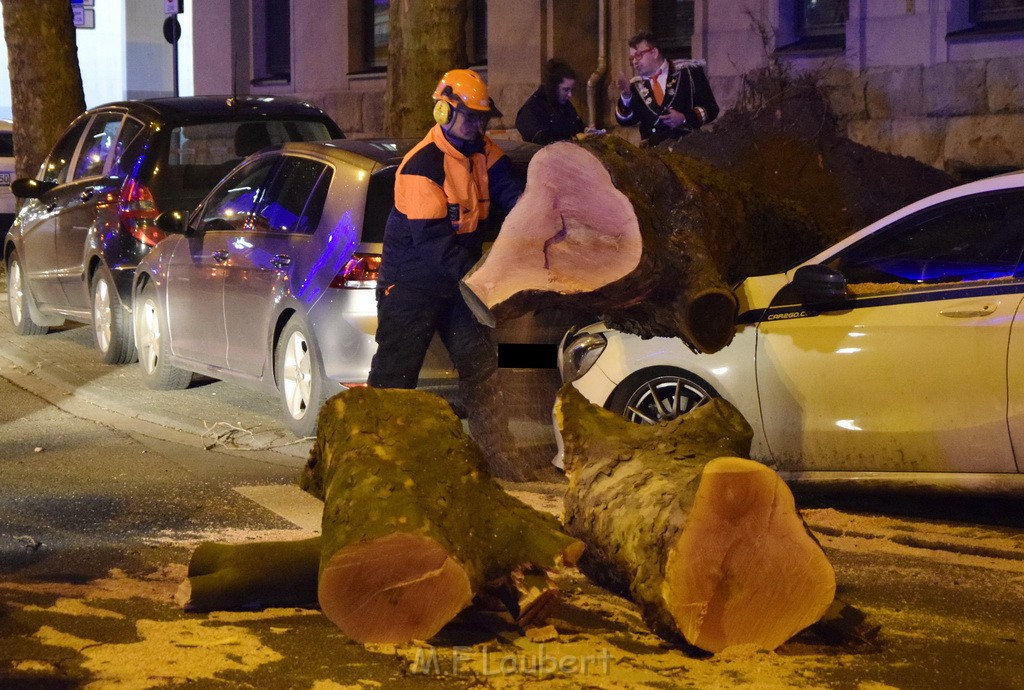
[4,97,342,364]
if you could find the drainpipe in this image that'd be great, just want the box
[586,0,607,130]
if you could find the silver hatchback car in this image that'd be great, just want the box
[133,139,543,436]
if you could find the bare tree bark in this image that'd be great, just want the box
[1,0,86,178]
[383,0,468,137]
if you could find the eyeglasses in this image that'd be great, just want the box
[629,46,655,62]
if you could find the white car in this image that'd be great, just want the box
[0,120,14,238]
[559,170,1024,495]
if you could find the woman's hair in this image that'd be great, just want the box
[543,58,577,102]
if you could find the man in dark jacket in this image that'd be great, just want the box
[615,31,719,146]
[368,69,522,468]
[515,58,586,145]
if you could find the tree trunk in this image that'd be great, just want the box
[384,0,468,137]
[554,384,836,653]
[300,387,583,643]
[461,136,830,354]
[1,0,85,178]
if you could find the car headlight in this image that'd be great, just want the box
[558,331,607,383]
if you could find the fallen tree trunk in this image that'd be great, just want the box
[300,387,583,643]
[462,136,829,353]
[554,384,835,653]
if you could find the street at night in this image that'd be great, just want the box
[2,290,1024,689]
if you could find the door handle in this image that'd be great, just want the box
[212,251,230,263]
[939,304,996,318]
[271,254,292,268]
[80,189,94,202]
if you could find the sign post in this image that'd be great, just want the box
[162,1,184,97]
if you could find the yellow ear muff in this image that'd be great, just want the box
[433,100,453,125]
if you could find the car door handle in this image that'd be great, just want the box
[212,251,230,263]
[271,254,292,268]
[80,189,94,202]
[939,304,996,318]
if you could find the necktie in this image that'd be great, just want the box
[651,70,664,105]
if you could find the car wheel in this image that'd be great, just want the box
[607,366,719,424]
[276,318,326,438]
[91,267,136,364]
[6,250,49,335]
[135,282,192,390]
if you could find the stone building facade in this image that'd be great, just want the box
[188,1,1024,174]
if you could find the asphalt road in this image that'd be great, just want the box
[2,284,1024,688]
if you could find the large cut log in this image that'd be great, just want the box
[300,387,584,643]
[461,136,828,353]
[554,384,835,653]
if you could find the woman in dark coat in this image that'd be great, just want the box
[515,58,585,145]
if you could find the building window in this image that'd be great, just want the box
[359,0,486,72]
[795,0,847,47]
[253,0,291,83]
[364,0,389,70]
[468,0,487,65]
[970,0,1024,27]
[651,0,694,59]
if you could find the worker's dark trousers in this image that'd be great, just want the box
[367,284,518,475]
[368,283,496,390]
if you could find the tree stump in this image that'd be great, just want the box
[300,387,583,643]
[555,384,836,653]
[461,135,829,353]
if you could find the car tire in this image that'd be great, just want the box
[135,281,192,390]
[607,366,720,424]
[91,267,136,364]
[276,317,326,438]
[6,250,50,336]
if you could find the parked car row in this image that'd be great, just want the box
[3,96,342,365]
[3,96,546,437]
[7,96,1024,495]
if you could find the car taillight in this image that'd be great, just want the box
[119,179,165,247]
[330,253,381,289]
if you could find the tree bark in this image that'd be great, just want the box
[300,387,583,643]
[461,136,830,353]
[1,0,85,178]
[384,0,468,137]
[554,384,836,653]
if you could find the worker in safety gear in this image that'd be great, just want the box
[368,69,522,469]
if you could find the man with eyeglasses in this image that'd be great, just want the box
[615,31,719,146]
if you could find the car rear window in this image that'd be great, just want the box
[0,131,12,157]
[152,119,335,212]
[362,167,396,243]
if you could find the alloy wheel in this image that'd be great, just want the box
[281,330,312,419]
[7,259,24,326]
[622,375,714,424]
[92,276,113,353]
[137,297,161,375]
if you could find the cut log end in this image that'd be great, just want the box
[318,532,473,644]
[680,288,739,354]
[664,457,836,653]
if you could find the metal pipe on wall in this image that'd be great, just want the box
[586,0,607,130]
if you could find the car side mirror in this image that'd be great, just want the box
[11,178,55,198]
[791,264,848,303]
[154,210,189,234]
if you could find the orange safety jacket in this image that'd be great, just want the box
[379,124,521,289]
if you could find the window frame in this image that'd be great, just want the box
[969,0,1024,29]
[651,0,695,60]
[252,0,292,85]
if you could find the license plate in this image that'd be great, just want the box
[0,173,10,186]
